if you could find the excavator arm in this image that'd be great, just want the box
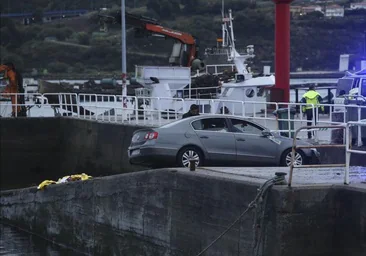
[123,12,196,45]
[0,65,9,72]
[0,64,17,87]
[98,12,204,68]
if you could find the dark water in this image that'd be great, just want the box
[0,223,85,256]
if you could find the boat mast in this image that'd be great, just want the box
[121,0,127,99]
[222,8,254,76]
[221,0,227,47]
[228,9,236,54]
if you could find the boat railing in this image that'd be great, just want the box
[1,93,366,143]
[204,48,247,56]
[170,86,221,99]
[205,64,236,75]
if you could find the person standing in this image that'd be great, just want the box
[300,85,324,139]
[182,104,200,119]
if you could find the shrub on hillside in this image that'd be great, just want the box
[48,62,69,73]
[77,32,90,45]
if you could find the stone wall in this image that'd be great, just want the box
[0,118,146,190]
[0,169,365,256]
[0,118,62,190]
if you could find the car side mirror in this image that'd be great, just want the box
[261,130,272,137]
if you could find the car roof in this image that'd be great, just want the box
[188,114,267,129]
[159,114,266,129]
[187,114,247,120]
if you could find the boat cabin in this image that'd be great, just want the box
[335,69,366,98]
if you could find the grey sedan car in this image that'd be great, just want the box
[128,115,320,168]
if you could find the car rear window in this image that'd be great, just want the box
[159,119,185,128]
[192,120,203,130]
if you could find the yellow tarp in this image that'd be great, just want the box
[37,173,92,190]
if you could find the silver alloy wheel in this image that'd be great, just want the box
[182,150,200,168]
[285,151,303,166]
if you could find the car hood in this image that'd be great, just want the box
[271,133,313,146]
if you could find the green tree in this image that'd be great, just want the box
[48,62,69,73]
[2,53,24,72]
[77,32,90,45]
[74,62,85,72]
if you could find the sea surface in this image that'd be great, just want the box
[0,223,85,256]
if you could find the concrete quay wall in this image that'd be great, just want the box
[0,169,365,256]
[1,117,364,190]
[0,117,146,190]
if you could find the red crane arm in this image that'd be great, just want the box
[144,24,196,45]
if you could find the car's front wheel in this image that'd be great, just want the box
[280,148,306,167]
[177,147,203,168]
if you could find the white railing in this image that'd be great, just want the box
[169,86,221,99]
[288,125,348,187]
[205,64,236,75]
[345,121,366,184]
[1,93,366,142]
[288,121,366,186]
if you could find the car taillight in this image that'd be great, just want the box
[144,132,158,140]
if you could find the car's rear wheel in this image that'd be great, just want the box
[177,147,203,168]
[280,148,306,167]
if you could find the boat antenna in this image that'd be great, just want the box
[221,0,226,47]
[364,30,366,57]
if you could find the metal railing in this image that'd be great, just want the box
[288,125,348,187]
[1,93,366,140]
[288,122,366,187]
[169,86,221,99]
[345,121,366,185]
[205,64,236,74]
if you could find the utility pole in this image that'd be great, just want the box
[272,0,294,103]
[121,0,127,102]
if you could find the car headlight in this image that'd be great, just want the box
[310,148,320,156]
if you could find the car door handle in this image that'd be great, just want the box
[200,136,209,139]
[236,138,245,142]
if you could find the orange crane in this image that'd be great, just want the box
[0,63,27,117]
[99,12,204,69]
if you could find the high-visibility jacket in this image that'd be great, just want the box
[300,90,324,113]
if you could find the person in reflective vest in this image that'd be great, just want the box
[300,85,324,139]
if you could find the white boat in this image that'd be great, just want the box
[133,8,275,116]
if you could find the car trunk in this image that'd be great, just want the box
[130,128,156,147]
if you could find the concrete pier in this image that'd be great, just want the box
[1,117,364,190]
[0,117,147,190]
[0,167,365,255]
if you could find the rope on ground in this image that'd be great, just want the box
[195,174,285,256]
[252,181,272,256]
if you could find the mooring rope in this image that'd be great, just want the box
[195,174,286,256]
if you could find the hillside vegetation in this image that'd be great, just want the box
[0,0,365,77]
